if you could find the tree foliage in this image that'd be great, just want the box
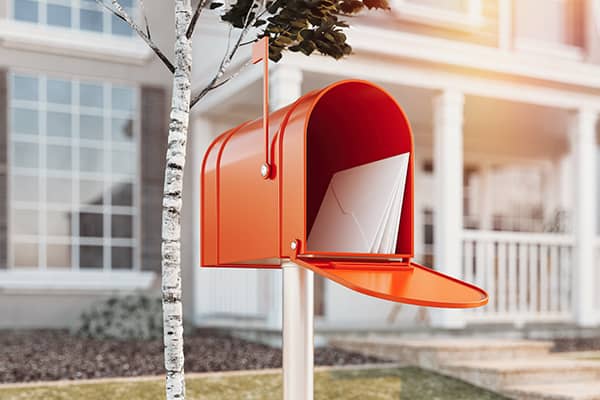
[216,0,390,61]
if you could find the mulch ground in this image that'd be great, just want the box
[0,330,384,383]
[552,337,600,352]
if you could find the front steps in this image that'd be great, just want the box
[330,336,600,400]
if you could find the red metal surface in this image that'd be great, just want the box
[201,79,489,308]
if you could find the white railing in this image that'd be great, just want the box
[462,230,574,324]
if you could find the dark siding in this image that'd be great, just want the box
[140,86,168,272]
[0,70,7,269]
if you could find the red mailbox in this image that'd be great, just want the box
[201,79,488,309]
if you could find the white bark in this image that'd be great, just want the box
[162,1,193,399]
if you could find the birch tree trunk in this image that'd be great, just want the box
[162,1,193,399]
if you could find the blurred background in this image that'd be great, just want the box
[1,0,600,397]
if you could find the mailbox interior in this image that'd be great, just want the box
[305,81,414,259]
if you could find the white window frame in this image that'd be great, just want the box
[8,0,136,37]
[0,1,151,65]
[393,0,484,31]
[6,71,143,278]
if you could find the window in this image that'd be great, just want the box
[515,0,583,58]
[9,73,139,271]
[395,0,483,28]
[12,0,134,36]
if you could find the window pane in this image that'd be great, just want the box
[11,175,38,202]
[80,245,103,269]
[112,87,134,112]
[110,182,133,206]
[47,4,71,28]
[47,177,72,203]
[80,84,104,108]
[80,148,104,173]
[47,244,71,268]
[13,209,38,235]
[47,144,72,170]
[111,14,132,36]
[14,243,38,267]
[79,212,103,237]
[13,76,38,101]
[112,246,133,269]
[47,111,72,138]
[516,0,559,42]
[111,118,134,142]
[12,141,38,168]
[47,79,72,104]
[111,214,132,238]
[80,9,103,32]
[80,179,104,206]
[47,211,72,236]
[80,114,104,141]
[112,149,135,175]
[14,0,39,23]
[12,108,38,135]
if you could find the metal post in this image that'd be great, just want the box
[282,260,314,400]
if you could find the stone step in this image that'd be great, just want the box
[330,337,553,369]
[504,382,600,400]
[441,357,600,393]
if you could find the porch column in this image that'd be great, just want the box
[431,89,466,329]
[267,65,304,329]
[570,107,597,327]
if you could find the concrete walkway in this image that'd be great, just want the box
[331,337,600,400]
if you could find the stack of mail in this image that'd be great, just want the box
[307,153,410,254]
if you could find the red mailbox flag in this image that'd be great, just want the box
[252,36,269,64]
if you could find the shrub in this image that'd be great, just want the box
[77,293,163,340]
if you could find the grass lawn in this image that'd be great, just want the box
[0,367,507,400]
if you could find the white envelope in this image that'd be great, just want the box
[307,153,410,254]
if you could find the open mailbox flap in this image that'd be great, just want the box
[292,255,488,308]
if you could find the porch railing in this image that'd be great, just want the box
[462,230,574,324]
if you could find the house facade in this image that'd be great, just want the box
[0,0,177,327]
[2,0,600,332]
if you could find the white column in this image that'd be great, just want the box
[282,260,314,400]
[413,157,425,261]
[266,65,304,329]
[570,107,598,327]
[431,89,466,329]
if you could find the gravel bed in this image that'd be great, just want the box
[0,330,385,383]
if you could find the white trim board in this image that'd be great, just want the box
[283,53,600,111]
[0,270,156,291]
[345,26,600,90]
[0,20,153,66]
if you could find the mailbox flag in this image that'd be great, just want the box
[307,153,410,254]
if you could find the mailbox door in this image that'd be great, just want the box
[292,256,488,308]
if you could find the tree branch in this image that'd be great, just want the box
[190,0,266,109]
[186,0,209,39]
[95,0,175,73]
[190,59,252,108]
[138,0,152,39]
